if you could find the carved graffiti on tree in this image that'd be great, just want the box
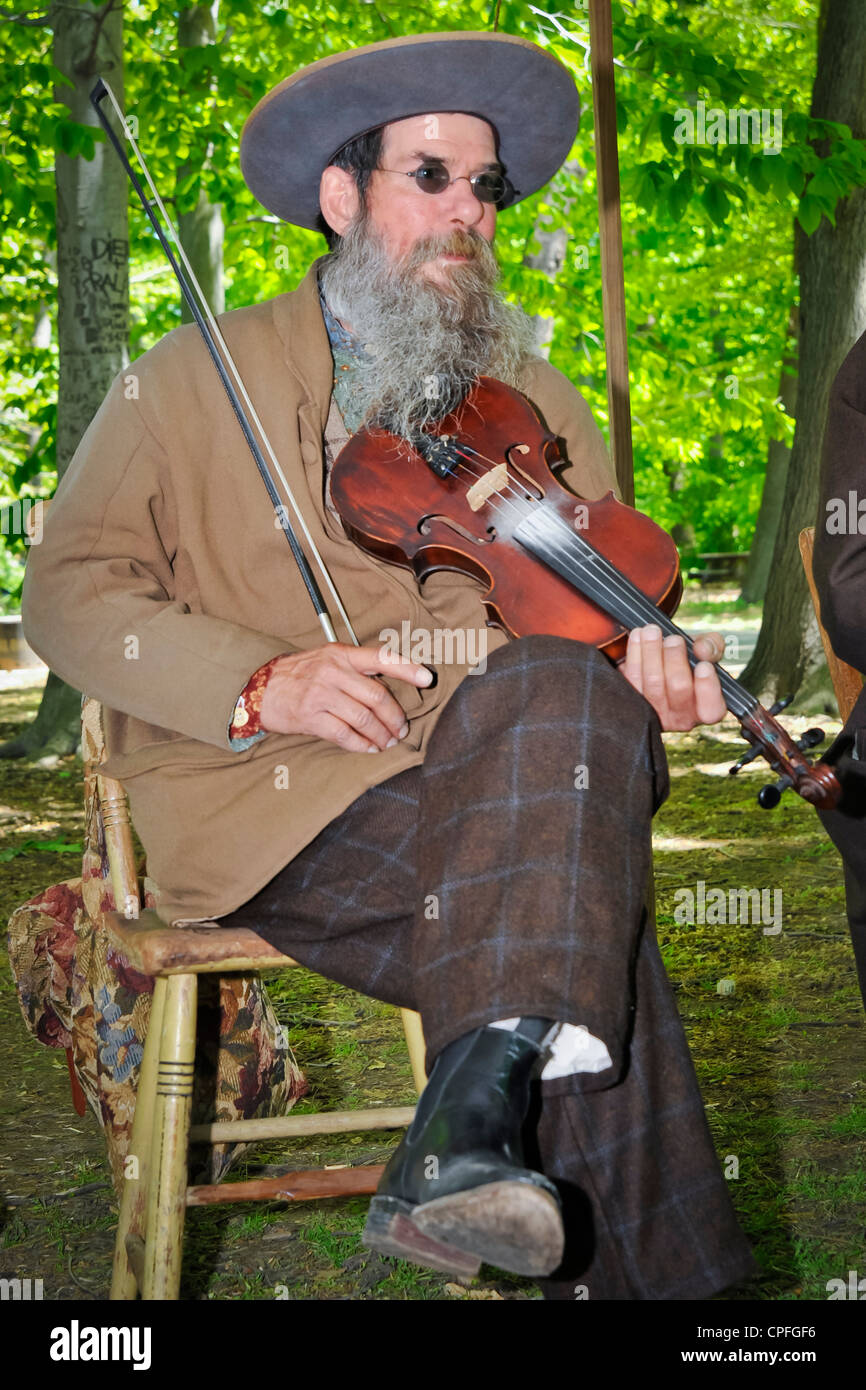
[67,235,129,345]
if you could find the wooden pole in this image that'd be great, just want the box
[588,0,635,504]
[588,0,655,939]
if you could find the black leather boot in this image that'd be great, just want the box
[362,1018,563,1278]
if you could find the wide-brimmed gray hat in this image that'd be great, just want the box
[240,30,580,230]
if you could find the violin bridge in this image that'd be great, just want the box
[466,462,509,512]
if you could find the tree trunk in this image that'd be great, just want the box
[741,0,866,701]
[740,305,798,604]
[2,0,128,760]
[521,158,589,359]
[523,215,568,359]
[177,3,224,324]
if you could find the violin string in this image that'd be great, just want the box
[437,441,756,718]
[419,413,728,706]
[424,433,745,709]
[519,507,756,718]
[456,444,754,717]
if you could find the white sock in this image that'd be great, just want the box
[489,1017,613,1079]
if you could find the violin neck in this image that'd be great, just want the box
[513,510,758,722]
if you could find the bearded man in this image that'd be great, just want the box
[23,31,756,1298]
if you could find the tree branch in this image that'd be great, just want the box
[683,5,804,29]
[368,4,395,35]
[75,0,121,78]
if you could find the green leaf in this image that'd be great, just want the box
[796,196,822,236]
[785,160,806,197]
[808,164,845,201]
[660,112,680,158]
[48,64,75,91]
[175,167,200,197]
[724,180,750,208]
[668,170,692,221]
[733,141,753,179]
[747,155,769,195]
[703,181,730,226]
[632,45,656,73]
[763,156,792,201]
[625,166,659,210]
[54,120,77,156]
[638,111,659,156]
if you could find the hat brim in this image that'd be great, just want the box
[240,30,580,230]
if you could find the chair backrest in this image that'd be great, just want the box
[81,695,141,920]
[799,526,864,724]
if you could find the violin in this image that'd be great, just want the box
[331,376,841,811]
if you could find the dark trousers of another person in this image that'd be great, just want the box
[817,728,866,1013]
[220,634,757,1299]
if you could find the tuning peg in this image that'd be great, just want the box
[729,744,761,774]
[796,727,825,752]
[758,776,793,809]
[768,695,793,717]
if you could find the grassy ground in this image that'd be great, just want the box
[1,594,863,1301]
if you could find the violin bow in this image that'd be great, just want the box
[88,76,358,649]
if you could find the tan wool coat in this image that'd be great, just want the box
[22,257,618,926]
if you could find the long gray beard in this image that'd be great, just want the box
[318,212,541,441]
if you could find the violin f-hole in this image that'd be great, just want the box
[418,513,495,545]
[505,444,544,500]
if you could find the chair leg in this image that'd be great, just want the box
[400,1008,427,1096]
[110,975,167,1300]
[142,973,197,1300]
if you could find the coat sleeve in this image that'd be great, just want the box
[812,330,866,676]
[21,368,296,751]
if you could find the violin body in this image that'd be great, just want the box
[330,376,680,663]
[331,376,841,810]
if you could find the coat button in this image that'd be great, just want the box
[301,440,319,464]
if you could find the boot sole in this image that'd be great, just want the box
[412,1180,565,1277]
[363,1195,482,1278]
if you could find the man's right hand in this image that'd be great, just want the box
[258,643,434,753]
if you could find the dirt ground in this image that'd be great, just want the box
[1,669,864,1302]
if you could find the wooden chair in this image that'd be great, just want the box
[798,526,864,723]
[90,704,427,1300]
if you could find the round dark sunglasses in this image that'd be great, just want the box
[378,162,516,208]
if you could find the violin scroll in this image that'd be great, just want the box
[732,706,841,810]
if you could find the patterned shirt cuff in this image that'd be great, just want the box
[228,655,287,750]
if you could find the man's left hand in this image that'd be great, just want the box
[619,624,727,732]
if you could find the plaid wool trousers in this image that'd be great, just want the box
[221,634,757,1299]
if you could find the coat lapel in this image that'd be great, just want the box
[272,256,334,433]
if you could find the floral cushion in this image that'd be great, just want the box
[6,697,307,1197]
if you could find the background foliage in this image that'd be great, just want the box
[2,0,865,613]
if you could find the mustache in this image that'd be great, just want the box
[401,227,489,272]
